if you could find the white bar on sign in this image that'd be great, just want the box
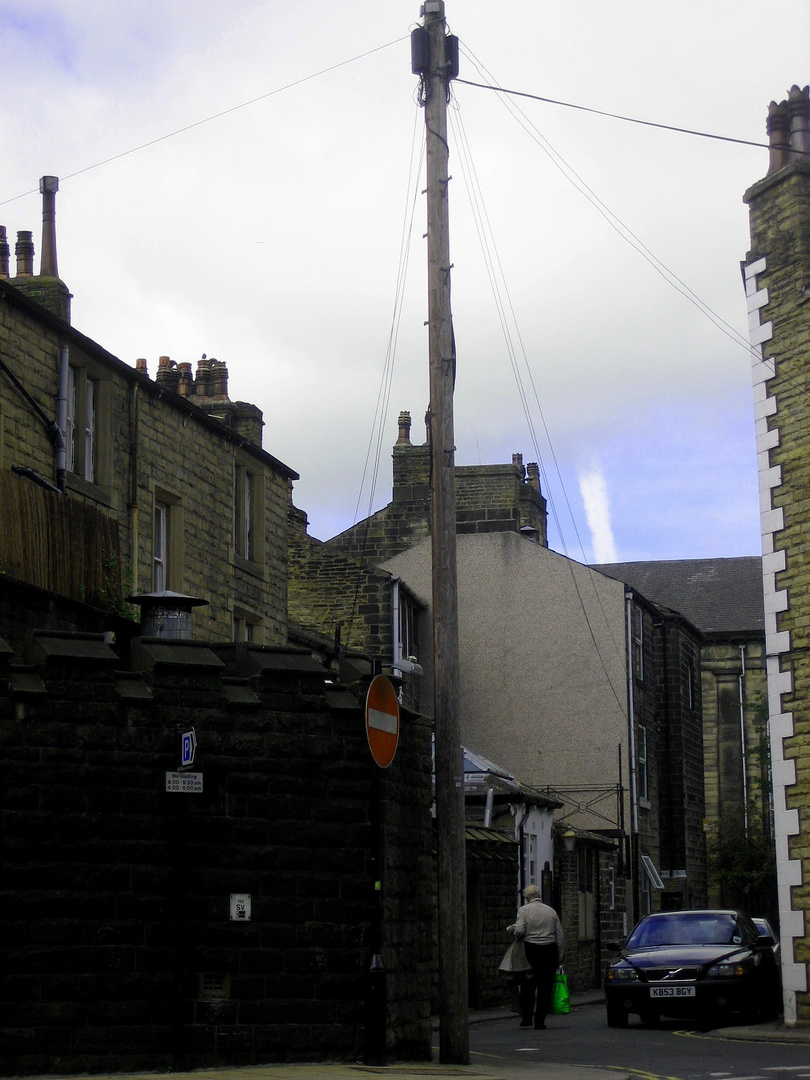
[368,708,397,734]
[165,771,203,793]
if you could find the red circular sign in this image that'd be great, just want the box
[365,675,400,768]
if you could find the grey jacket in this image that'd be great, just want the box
[512,899,565,960]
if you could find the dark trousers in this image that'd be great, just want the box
[522,942,559,1025]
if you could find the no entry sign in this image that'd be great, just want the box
[365,675,400,768]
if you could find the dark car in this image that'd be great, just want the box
[604,909,781,1028]
[753,917,780,959]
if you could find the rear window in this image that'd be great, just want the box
[627,913,738,948]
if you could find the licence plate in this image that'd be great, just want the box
[650,985,695,998]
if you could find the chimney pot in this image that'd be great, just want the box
[397,410,412,445]
[135,358,149,377]
[767,98,791,175]
[39,175,59,278]
[156,355,179,392]
[210,359,228,399]
[788,85,810,160]
[526,462,541,493]
[15,231,34,276]
[177,362,194,396]
[195,355,211,397]
[0,226,9,277]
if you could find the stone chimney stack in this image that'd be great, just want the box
[5,179,72,321]
[15,231,34,276]
[767,86,810,175]
[39,175,59,278]
[0,227,9,277]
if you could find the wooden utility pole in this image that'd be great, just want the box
[420,0,469,1065]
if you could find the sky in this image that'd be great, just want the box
[1,0,808,563]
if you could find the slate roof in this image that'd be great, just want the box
[593,557,764,637]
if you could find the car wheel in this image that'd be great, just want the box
[606,1001,629,1028]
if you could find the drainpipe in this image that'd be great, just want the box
[517,804,531,897]
[739,643,749,836]
[55,342,68,493]
[129,383,140,593]
[483,785,494,828]
[624,590,639,921]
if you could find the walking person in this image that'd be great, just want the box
[509,884,565,1029]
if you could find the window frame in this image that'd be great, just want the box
[392,579,423,675]
[637,723,649,803]
[632,604,644,682]
[62,357,112,495]
[233,456,265,571]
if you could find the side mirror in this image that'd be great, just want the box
[606,940,622,953]
[755,933,775,948]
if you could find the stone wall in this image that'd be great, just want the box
[0,626,434,1074]
[465,830,520,1010]
[744,141,810,1022]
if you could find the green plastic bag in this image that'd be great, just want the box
[551,966,570,1015]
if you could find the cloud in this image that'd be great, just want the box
[579,466,618,564]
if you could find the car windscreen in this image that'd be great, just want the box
[626,913,739,948]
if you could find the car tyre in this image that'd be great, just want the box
[606,1001,629,1028]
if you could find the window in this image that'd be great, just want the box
[62,361,109,489]
[234,465,254,560]
[65,365,76,472]
[84,377,96,482]
[527,833,537,883]
[632,605,644,681]
[686,660,695,710]
[153,502,168,591]
[637,724,649,802]
[392,580,423,674]
[233,609,262,643]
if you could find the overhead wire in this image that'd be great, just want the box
[456,60,785,394]
[338,102,426,650]
[455,77,810,159]
[0,36,410,208]
[448,91,629,717]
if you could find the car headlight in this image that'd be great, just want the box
[707,961,748,977]
[607,966,639,982]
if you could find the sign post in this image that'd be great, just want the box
[363,675,400,1066]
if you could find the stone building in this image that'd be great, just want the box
[596,558,769,910]
[743,83,810,1025]
[0,182,296,646]
[0,185,438,1070]
[290,413,708,990]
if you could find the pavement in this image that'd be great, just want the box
[23,991,810,1080]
